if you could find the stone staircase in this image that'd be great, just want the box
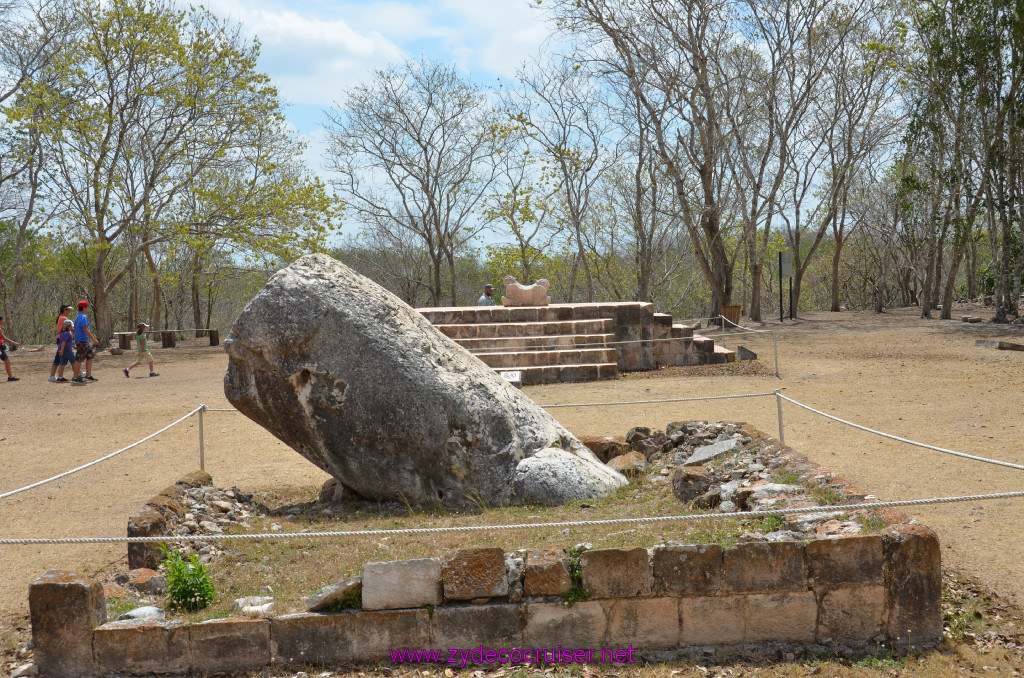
[418,303,734,386]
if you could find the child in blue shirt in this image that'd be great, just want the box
[55,318,77,382]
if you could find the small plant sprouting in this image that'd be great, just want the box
[328,587,362,612]
[753,514,786,533]
[559,544,590,608]
[159,544,216,611]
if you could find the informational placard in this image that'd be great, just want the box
[780,250,793,278]
[500,371,522,387]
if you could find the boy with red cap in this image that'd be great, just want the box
[72,300,100,383]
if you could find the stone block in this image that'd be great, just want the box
[580,548,652,598]
[686,439,741,466]
[671,467,714,503]
[679,595,746,646]
[442,548,508,600]
[523,549,572,596]
[724,541,807,593]
[127,505,166,570]
[805,535,883,587]
[883,524,942,646]
[743,592,817,643]
[29,570,106,678]
[362,558,442,610]
[817,585,885,645]
[93,619,189,675]
[737,345,757,361]
[430,604,525,648]
[305,576,361,612]
[272,609,430,665]
[177,470,212,488]
[602,598,679,648]
[524,601,606,647]
[652,544,723,596]
[580,436,629,463]
[190,618,270,673]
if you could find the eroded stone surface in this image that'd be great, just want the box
[523,549,572,597]
[362,558,442,610]
[224,254,622,508]
[580,548,652,598]
[442,549,508,600]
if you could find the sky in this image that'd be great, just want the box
[203,0,556,175]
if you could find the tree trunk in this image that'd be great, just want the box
[749,261,762,321]
[830,241,842,312]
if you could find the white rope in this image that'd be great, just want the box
[541,391,778,408]
[0,407,203,501]
[3,489,1022,545]
[203,408,238,413]
[778,394,1024,472]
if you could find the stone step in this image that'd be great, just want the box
[711,345,736,364]
[671,323,695,339]
[691,334,715,352]
[419,302,654,325]
[513,362,619,386]
[475,347,619,369]
[436,318,616,340]
[456,333,615,352]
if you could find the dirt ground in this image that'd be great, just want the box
[1,305,1023,642]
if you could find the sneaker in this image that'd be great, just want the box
[71,376,86,383]
[48,376,58,382]
[84,375,98,381]
[56,377,69,383]
[123,368,130,378]
[149,372,159,377]
[7,376,19,382]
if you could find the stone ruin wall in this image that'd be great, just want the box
[30,526,941,677]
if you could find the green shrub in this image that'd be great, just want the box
[160,544,216,611]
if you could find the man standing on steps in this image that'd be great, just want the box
[477,283,495,306]
[72,300,100,383]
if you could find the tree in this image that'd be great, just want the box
[326,56,498,306]
[16,0,296,342]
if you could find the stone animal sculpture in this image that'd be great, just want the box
[501,276,551,307]
[223,255,625,508]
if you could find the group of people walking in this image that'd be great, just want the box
[0,301,158,384]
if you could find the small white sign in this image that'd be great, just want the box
[500,371,522,382]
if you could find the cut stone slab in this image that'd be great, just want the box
[442,548,508,600]
[116,606,164,621]
[29,571,106,678]
[304,576,361,612]
[362,558,442,610]
[976,339,1024,351]
[737,345,757,361]
[523,549,572,596]
[685,438,741,466]
[224,254,624,508]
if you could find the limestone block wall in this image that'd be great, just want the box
[30,527,941,677]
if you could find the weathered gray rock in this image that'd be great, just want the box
[686,438,741,465]
[671,467,714,503]
[116,606,165,621]
[224,254,623,507]
[305,577,361,612]
[11,663,38,678]
[232,596,275,617]
[513,447,628,505]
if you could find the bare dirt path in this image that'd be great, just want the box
[1,307,1022,635]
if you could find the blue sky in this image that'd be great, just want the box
[204,0,555,173]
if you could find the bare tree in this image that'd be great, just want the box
[326,56,498,306]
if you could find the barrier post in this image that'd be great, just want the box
[775,390,785,446]
[198,404,206,471]
[772,328,780,378]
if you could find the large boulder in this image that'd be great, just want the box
[224,255,625,508]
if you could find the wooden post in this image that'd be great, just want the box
[118,334,131,350]
[161,331,176,348]
[208,329,220,346]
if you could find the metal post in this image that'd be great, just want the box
[775,390,785,446]
[772,329,780,379]
[198,404,206,472]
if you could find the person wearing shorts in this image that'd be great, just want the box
[123,322,158,378]
[49,304,72,382]
[55,318,77,382]
[72,300,100,383]
[0,314,20,382]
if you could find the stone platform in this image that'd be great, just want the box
[418,302,734,385]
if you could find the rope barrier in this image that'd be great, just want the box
[3,489,1022,545]
[540,391,778,408]
[0,407,203,501]
[778,394,1024,472]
